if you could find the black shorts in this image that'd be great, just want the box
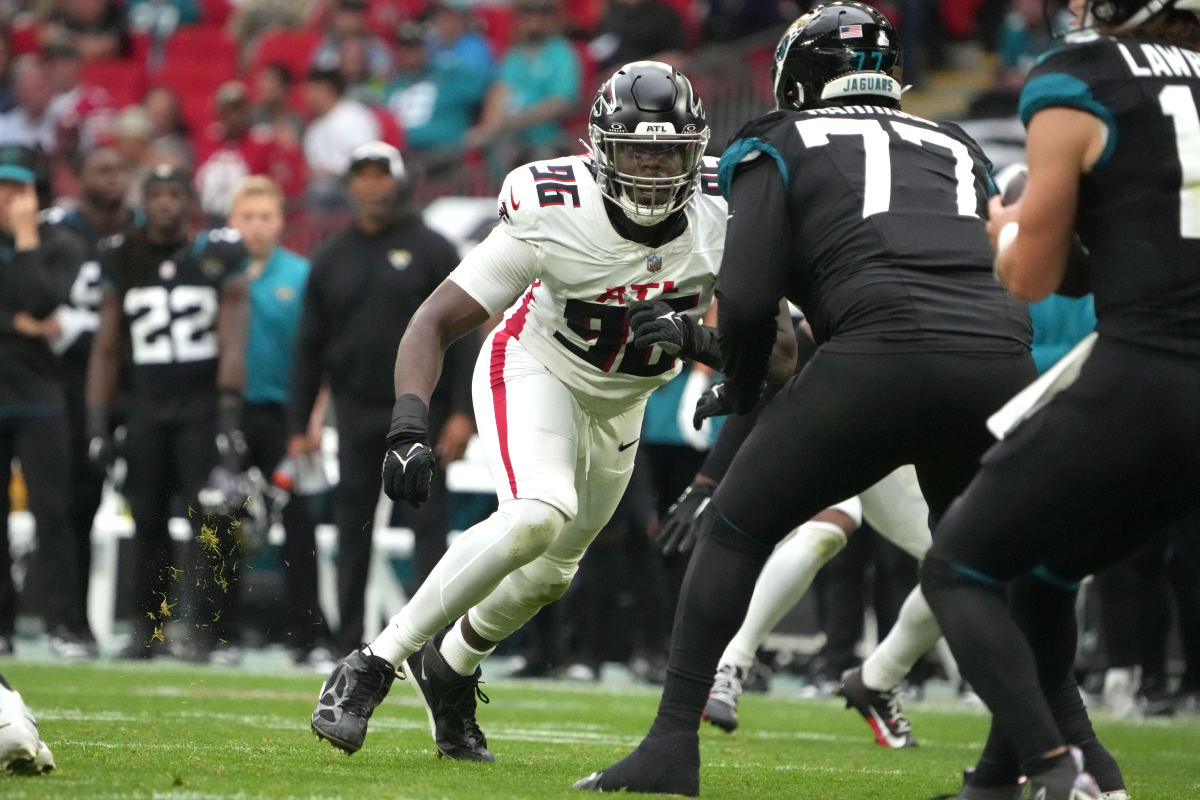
[931,336,1200,583]
[714,346,1035,546]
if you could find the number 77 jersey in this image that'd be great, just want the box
[448,154,727,406]
[719,106,1029,349]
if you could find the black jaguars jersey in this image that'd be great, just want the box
[1021,34,1200,358]
[719,107,1031,353]
[99,227,247,413]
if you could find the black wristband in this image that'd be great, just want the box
[387,393,430,444]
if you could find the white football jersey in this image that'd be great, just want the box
[449,154,727,405]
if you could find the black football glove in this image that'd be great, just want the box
[657,480,715,557]
[86,405,114,476]
[692,381,733,430]
[382,393,437,507]
[628,299,723,369]
[215,398,248,474]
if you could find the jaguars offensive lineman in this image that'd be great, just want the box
[576,5,1035,795]
[310,60,795,762]
[87,165,249,660]
[923,0,1200,798]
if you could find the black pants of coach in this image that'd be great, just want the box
[924,336,1200,770]
[124,411,238,648]
[332,395,452,653]
[63,357,105,641]
[242,402,329,652]
[0,412,75,637]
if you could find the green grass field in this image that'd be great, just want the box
[2,659,1198,799]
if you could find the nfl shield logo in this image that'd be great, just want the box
[647,253,663,272]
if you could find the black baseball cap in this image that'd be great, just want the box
[142,163,195,195]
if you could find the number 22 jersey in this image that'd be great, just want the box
[99,228,247,417]
[449,155,727,406]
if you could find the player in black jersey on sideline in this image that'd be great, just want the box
[87,165,250,660]
[921,1,1200,798]
[40,146,137,659]
[575,5,1034,795]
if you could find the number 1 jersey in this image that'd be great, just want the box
[1021,34,1200,359]
[449,155,727,407]
[99,228,247,417]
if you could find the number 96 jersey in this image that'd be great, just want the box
[99,228,247,417]
[449,154,726,411]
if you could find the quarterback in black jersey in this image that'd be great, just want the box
[576,5,1036,796]
[922,2,1200,798]
[87,165,249,659]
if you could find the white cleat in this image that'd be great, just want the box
[0,681,54,775]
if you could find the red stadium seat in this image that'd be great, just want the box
[82,59,148,109]
[476,5,515,56]
[198,0,234,26]
[250,29,323,83]
[372,105,406,152]
[163,24,239,65]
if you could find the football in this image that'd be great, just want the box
[994,162,1029,205]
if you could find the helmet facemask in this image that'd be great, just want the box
[591,125,710,225]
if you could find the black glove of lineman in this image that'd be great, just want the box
[215,397,248,474]
[692,381,733,430]
[382,393,437,507]
[628,299,723,369]
[657,480,715,557]
[86,405,114,476]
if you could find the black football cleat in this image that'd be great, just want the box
[924,767,1024,800]
[1026,747,1101,800]
[405,630,494,762]
[573,732,700,796]
[837,666,917,748]
[311,647,398,754]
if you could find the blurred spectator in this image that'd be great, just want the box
[127,0,202,39]
[995,0,1072,89]
[0,145,88,658]
[227,0,319,54]
[384,23,489,168]
[0,26,17,115]
[301,67,380,207]
[336,30,385,103]
[194,79,305,221]
[467,0,580,175]
[427,0,495,75]
[142,86,194,168]
[588,0,687,72]
[311,0,393,82]
[700,0,783,41]
[109,105,157,207]
[42,0,131,62]
[44,39,114,154]
[225,175,334,669]
[250,63,304,145]
[0,56,55,153]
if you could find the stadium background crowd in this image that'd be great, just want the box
[1,0,1198,721]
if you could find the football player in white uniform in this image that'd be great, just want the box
[310,61,795,762]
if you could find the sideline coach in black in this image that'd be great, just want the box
[288,142,477,653]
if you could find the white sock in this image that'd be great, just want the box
[720,519,848,668]
[861,585,941,690]
[438,617,496,676]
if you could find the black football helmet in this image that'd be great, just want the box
[588,60,710,225]
[772,3,902,112]
[1082,0,1200,30]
